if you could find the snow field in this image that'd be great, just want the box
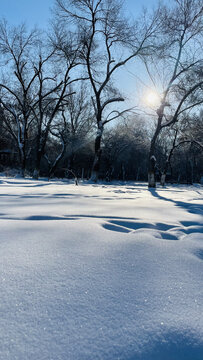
[0,178,203,359]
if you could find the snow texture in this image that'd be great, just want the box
[0,177,203,360]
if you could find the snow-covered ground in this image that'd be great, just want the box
[0,177,203,360]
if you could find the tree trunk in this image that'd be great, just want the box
[136,167,140,181]
[148,155,156,188]
[49,139,66,178]
[122,164,125,181]
[148,133,158,188]
[67,152,75,176]
[81,168,84,181]
[190,159,194,184]
[160,173,166,187]
[91,127,103,182]
[148,109,163,187]
[33,151,42,180]
[20,156,26,178]
[160,129,178,187]
[33,168,39,180]
[160,160,169,187]
[18,145,26,178]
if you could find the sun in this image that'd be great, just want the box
[145,91,160,107]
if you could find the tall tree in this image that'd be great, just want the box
[55,0,159,181]
[0,21,39,176]
[0,20,86,178]
[44,84,94,177]
[145,0,203,187]
[29,45,83,179]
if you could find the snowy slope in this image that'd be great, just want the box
[0,177,203,360]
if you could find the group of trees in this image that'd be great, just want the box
[0,0,202,186]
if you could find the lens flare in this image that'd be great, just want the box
[145,91,160,107]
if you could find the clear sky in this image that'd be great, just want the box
[0,0,160,108]
[0,0,51,27]
[0,0,159,28]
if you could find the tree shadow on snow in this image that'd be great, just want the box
[124,330,203,360]
[149,188,203,217]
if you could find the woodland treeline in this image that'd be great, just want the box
[0,0,202,186]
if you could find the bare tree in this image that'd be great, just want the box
[102,116,149,181]
[44,84,94,177]
[144,0,203,187]
[0,21,40,176]
[29,46,82,179]
[55,0,159,181]
[158,111,203,186]
[0,19,87,179]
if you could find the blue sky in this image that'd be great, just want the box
[0,0,158,28]
[0,0,159,107]
[0,0,52,27]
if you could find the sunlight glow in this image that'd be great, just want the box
[145,91,160,107]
